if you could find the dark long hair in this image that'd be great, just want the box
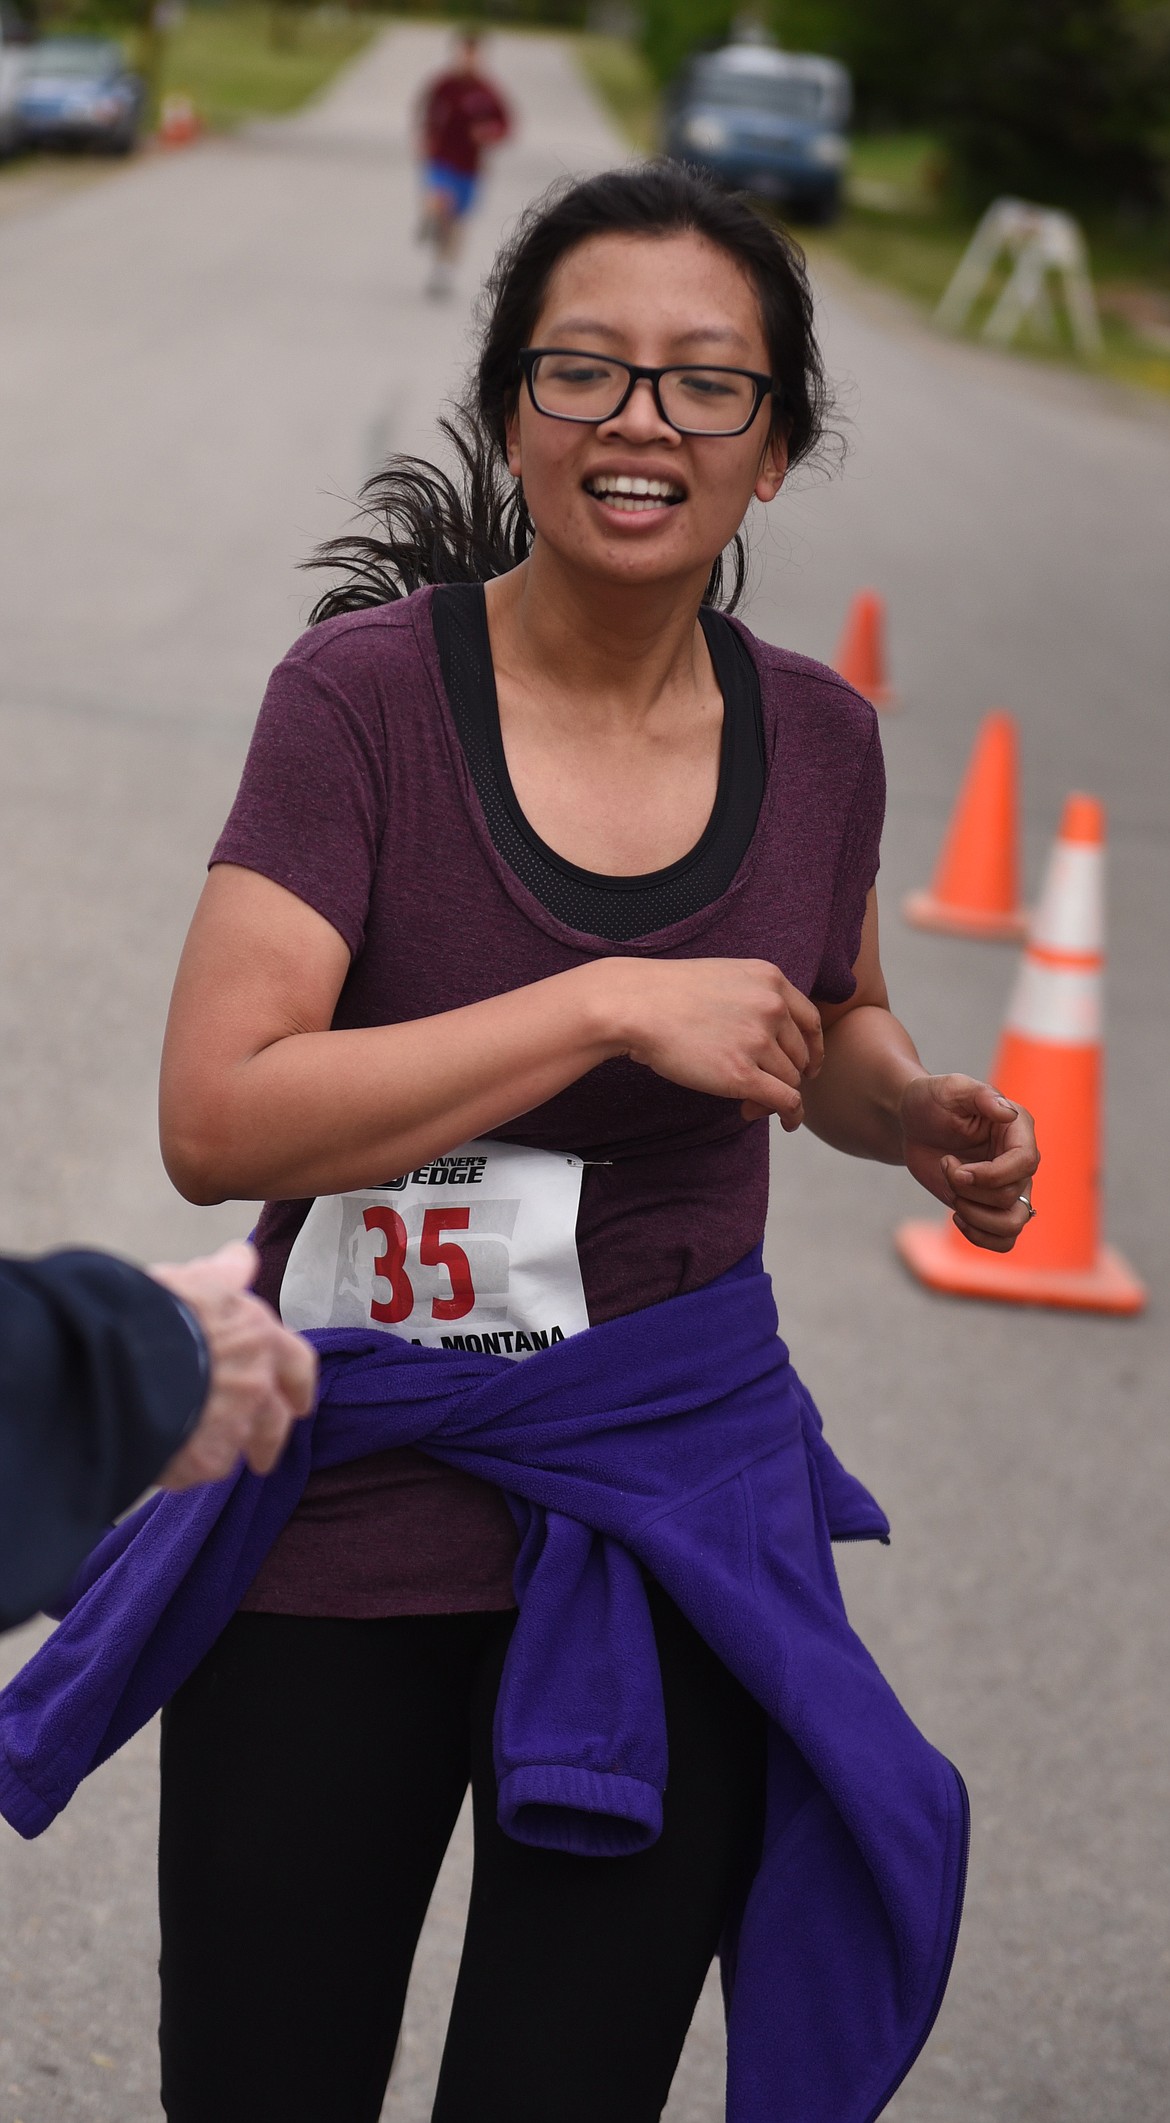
[305,162,831,622]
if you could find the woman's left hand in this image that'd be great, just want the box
[899,1074,1039,1252]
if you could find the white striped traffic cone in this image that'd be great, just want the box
[896,793,1145,1312]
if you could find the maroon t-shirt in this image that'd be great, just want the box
[210,586,884,1616]
[422,70,509,177]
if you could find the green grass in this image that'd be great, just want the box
[576,32,659,154]
[151,3,379,130]
[844,131,945,212]
[811,138,1170,399]
[0,4,377,192]
[815,207,967,306]
[813,205,1170,397]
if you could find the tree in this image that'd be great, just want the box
[772,0,944,127]
[640,0,738,85]
[935,0,1170,212]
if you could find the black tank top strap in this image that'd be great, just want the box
[430,582,765,943]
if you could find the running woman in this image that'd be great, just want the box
[416,30,510,298]
[156,165,1038,2121]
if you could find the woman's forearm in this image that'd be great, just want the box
[799,1004,925,1164]
[163,866,844,1207]
[163,964,622,1205]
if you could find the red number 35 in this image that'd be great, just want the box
[363,1206,476,1324]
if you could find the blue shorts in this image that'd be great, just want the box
[425,161,479,218]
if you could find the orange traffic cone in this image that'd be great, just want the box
[833,590,894,708]
[903,711,1027,939]
[896,793,1145,1313]
[159,93,200,148]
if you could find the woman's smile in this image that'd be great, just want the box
[582,468,688,519]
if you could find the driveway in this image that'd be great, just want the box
[1,24,1167,2123]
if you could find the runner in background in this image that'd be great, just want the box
[416,30,511,298]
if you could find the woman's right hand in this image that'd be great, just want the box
[162,870,823,1205]
[594,957,824,1130]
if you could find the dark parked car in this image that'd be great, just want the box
[16,37,144,154]
[0,5,35,158]
[664,41,851,224]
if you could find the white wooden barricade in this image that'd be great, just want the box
[936,198,1102,358]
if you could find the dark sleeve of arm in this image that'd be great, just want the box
[811,711,886,1006]
[0,1251,208,1631]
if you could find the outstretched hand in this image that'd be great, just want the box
[150,1241,317,1487]
[900,1074,1039,1252]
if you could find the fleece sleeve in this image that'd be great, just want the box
[0,1251,207,1630]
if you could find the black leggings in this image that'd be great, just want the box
[158,1583,766,2123]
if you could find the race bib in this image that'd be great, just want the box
[280,1138,589,1356]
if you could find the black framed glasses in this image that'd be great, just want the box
[519,348,780,437]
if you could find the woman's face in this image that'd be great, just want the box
[505,229,788,594]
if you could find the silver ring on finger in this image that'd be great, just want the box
[1018,1195,1036,1220]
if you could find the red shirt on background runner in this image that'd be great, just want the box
[422,67,510,178]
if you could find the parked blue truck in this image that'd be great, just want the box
[664,40,851,224]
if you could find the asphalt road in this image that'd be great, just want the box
[2,25,1168,2123]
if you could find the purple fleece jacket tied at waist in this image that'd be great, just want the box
[0,1249,967,2123]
